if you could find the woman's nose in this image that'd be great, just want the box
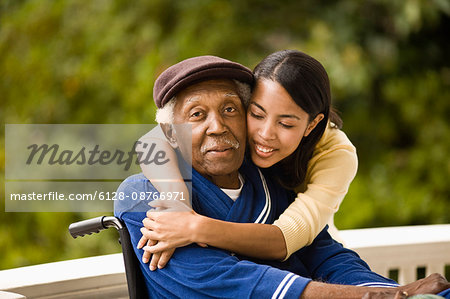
[258,121,275,140]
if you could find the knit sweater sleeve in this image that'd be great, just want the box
[273,127,358,259]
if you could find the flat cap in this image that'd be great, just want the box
[153,55,254,108]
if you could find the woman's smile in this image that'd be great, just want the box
[253,142,277,157]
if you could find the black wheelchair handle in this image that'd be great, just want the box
[69,216,123,238]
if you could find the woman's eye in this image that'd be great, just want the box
[250,112,263,119]
[280,123,294,129]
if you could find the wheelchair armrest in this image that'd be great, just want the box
[69,216,123,238]
[69,216,147,298]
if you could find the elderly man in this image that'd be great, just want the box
[115,56,449,298]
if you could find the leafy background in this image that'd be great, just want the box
[1,0,449,269]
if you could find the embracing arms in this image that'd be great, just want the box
[141,204,286,260]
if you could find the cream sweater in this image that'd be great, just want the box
[273,123,358,259]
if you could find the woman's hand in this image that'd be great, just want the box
[137,237,175,271]
[143,199,201,250]
[137,199,206,269]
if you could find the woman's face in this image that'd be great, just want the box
[247,79,323,168]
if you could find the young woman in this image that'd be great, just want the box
[138,50,357,271]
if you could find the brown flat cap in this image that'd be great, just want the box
[153,55,254,108]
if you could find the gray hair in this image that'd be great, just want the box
[155,80,251,124]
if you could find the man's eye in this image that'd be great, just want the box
[224,107,236,113]
[190,111,202,118]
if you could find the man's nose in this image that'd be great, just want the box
[206,113,228,135]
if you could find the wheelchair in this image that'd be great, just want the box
[69,216,147,299]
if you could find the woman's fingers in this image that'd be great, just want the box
[143,248,176,270]
[141,239,157,263]
[137,234,148,249]
[142,217,157,231]
[147,246,175,271]
[149,251,161,271]
[148,199,171,209]
[142,247,151,263]
[148,199,192,213]
[140,227,159,240]
[157,249,175,269]
[143,241,169,254]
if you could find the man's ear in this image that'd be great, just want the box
[159,123,179,148]
[304,113,325,137]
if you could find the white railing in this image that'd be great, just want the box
[0,224,449,298]
[339,224,450,285]
[0,254,128,299]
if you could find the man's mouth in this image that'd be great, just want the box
[201,137,240,155]
[206,145,233,153]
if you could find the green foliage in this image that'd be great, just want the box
[1,0,449,269]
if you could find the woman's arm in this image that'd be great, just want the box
[195,217,287,259]
[137,128,191,207]
[135,127,192,269]
[274,133,358,259]
[142,207,287,260]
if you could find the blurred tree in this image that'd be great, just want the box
[0,0,449,269]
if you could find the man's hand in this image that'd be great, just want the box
[302,274,449,299]
[362,290,409,299]
[362,273,449,298]
[397,273,450,297]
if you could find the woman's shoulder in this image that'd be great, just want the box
[315,122,356,153]
[295,123,359,193]
[309,123,358,167]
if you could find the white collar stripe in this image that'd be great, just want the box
[254,168,271,224]
[259,169,271,224]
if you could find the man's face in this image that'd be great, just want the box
[173,79,247,186]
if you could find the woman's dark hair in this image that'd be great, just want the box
[253,49,342,189]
